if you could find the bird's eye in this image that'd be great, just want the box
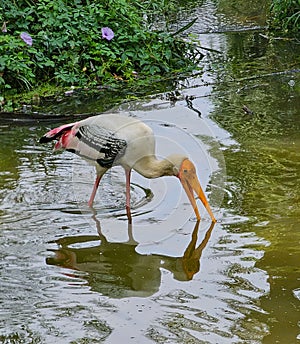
[183,169,188,173]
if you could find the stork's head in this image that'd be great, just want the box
[167,154,216,222]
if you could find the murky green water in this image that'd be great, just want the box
[209,34,300,344]
[1,1,300,343]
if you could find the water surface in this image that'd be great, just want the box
[1,1,300,343]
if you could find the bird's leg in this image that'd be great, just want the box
[125,169,132,224]
[88,174,102,207]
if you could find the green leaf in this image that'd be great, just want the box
[172,18,197,36]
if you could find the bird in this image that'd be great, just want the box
[40,113,216,223]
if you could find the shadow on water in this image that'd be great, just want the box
[46,211,216,298]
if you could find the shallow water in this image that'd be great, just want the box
[1,1,300,343]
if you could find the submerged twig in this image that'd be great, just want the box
[185,95,202,117]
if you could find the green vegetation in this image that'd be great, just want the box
[0,0,201,97]
[269,0,300,35]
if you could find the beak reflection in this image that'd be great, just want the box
[46,214,216,297]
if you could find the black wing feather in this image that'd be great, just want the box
[77,125,127,168]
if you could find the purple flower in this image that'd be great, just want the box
[1,22,7,33]
[20,32,33,46]
[101,27,114,41]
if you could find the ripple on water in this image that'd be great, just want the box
[0,108,270,343]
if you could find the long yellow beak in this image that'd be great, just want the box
[178,159,216,222]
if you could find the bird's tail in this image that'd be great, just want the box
[39,122,78,150]
[39,122,76,143]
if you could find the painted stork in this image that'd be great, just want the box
[40,113,216,223]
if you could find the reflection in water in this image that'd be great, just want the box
[47,212,215,298]
[1,2,299,341]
